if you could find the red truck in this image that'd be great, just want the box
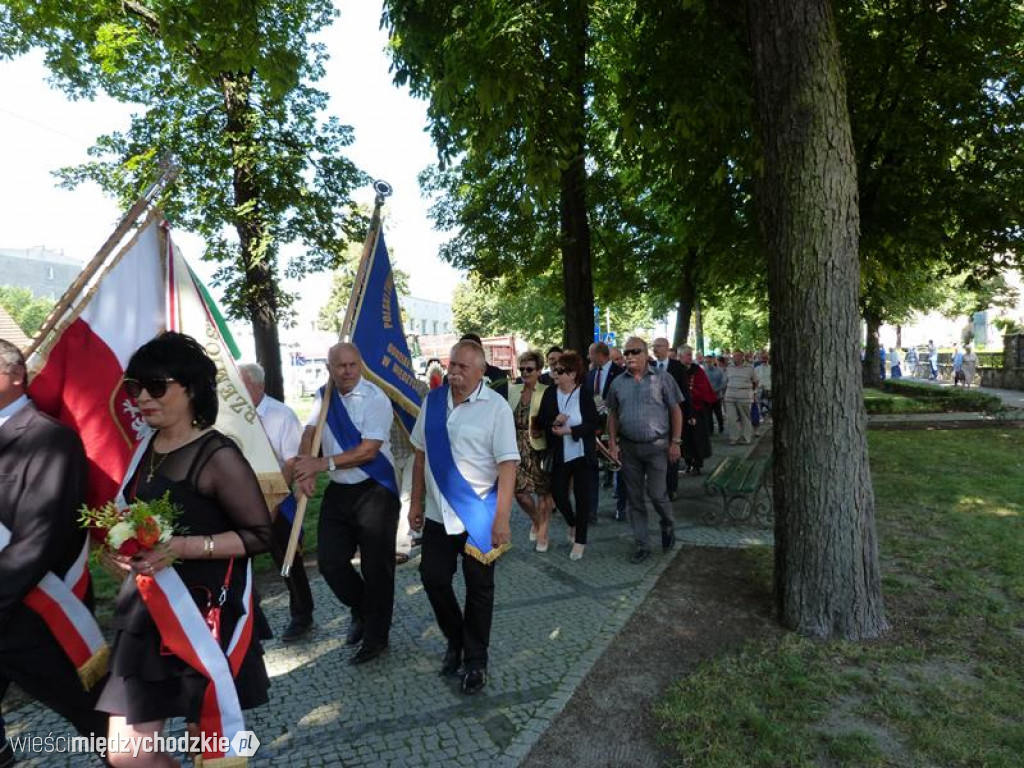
[411,333,519,378]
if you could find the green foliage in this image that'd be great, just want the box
[842,0,1024,323]
[451,271,656,351]
[384,0,605,348]
[0,286,54,337]
[702,292,770,351]
[316,241,410,335]
[1,0,366,329]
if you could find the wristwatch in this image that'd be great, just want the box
[327,455,336,472]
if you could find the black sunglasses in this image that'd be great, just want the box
[553,367,567,375]
[123,377,177,399]
[623,348,644,357]
[521,366,537,373]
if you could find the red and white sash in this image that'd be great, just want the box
[118,436,255,767]
[0,523,109,690]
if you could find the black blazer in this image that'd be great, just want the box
[536,383,600,467]
[0,400,89,649]
[585,362,625,399]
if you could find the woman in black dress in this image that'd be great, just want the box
[97,332,271,766]
[536,350,599,561]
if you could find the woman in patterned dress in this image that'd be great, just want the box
[507,350,553,551]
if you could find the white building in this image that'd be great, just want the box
[401,296,454,337]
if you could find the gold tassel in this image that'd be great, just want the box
[464,541,511,565]
[77,644,110,691]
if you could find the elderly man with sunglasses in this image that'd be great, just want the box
[605,337,684,564]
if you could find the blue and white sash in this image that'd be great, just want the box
[321,386,399,497]
[424,385,508,564]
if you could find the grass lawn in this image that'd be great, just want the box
[655,428,1024,767]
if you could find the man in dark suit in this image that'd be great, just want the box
[586,342,625,522]
[0,339,108,762]
[538,346,563,387]
[651,338,689,500]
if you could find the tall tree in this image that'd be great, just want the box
[1,0,366,399]
[383,1,597,351]
[748,0,887,639]
[840,0,1024,384]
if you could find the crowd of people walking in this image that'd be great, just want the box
[0,329,776,765]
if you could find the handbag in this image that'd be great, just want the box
[160,558,234,654]
[540,449,555,473]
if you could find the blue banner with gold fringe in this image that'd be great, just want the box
[349,233,422,433]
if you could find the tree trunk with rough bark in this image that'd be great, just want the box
[747,0,887,640]
[222,71,285,401]
[558,0,594,355]
[673,257,697,349]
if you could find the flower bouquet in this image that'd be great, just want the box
[79,492,181,558]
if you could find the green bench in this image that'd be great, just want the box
[702,456,772,527]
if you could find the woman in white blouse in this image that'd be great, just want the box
[536,350,600,561]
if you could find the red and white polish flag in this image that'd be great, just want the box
[27,216,164,509]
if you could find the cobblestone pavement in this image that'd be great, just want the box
[5,431,771,767]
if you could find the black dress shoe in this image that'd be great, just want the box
[345,616,365,646]
[461,668,487,695]
[440,647,463,677]
[662,527,677,552]
[350,642,388,666]
[630,547,651,564]
[281,618,313,643]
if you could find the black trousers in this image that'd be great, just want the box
[710,400,725,433]
[588,465,601,522]
[551,457,594,544]
[317,480,401,646]
[268,507,315,623]
[666,458,680,497]
[0,634,109,749]
[419,519,496,671]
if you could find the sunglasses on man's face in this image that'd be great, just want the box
[553,367,567,375]
[521,366,537,373]
[623,348,644,357]
[123,377,176,399]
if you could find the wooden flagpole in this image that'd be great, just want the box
[281,181,392,577]
[26,160,179,358]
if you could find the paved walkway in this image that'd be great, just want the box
[4,432,770,767]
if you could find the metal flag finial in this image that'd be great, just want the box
[373,179,393,205]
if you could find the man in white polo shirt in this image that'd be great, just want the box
[239,362,313,643]
[294,343,400,666]
[408,339,519,695]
